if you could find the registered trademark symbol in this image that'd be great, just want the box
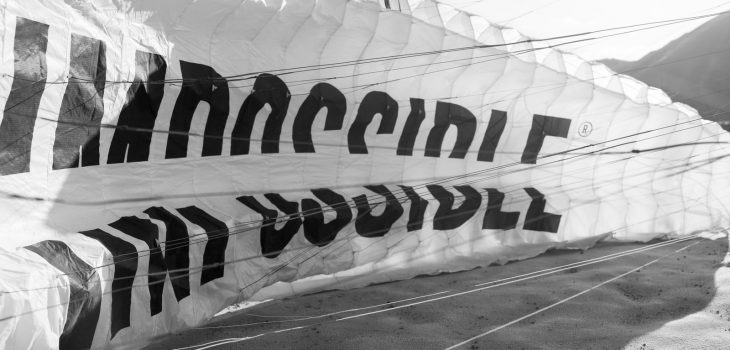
[578,122,593,137]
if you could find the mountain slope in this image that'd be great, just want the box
[603,13,730,129]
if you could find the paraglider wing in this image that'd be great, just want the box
[0,0,728,348]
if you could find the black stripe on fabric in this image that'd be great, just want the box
[301,189,353,246]
[482,189,520,230]
[25,240,101,350]
[53,34,106,169]
[521,114,571,164]
[347,91,398,154]
[399,185,429,232]
[396,98,425,156]
[107,51,167,164]
[237,194,302,259]
[78,229,137,339]
[176,206,228,285]
[353,185,404,237]
[231,73,290,155]
[166,61,229,159]
[428,185,482,230]
[108,216,167,316]
[523,188,562,233]
[144,206,191,301]
[0,17,49,175]
[292,82,346,153]
[425,101,477,159]
[477,110,507,162]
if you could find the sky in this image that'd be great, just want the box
[436,0,730,62]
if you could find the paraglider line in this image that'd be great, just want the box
[193,290,453,329]
[444,241,703,349]
[191,229,707,331]
[1,95,725,306]
[0,196,712,326]
[3,10,726,90]
[34,116,726,276]
[2,44,729,176]
[175,235,704,350]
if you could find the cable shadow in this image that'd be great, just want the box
[137,236,727,350]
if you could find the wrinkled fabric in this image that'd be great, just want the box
[0,1,728,348]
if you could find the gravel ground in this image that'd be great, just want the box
[141,235,730,350]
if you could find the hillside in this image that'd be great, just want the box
[603,13,730,129]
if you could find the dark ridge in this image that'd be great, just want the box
[602,13,730,130]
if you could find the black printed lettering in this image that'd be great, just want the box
[292,83,346,153]
[237,194,302,258]
[352,185,404,237]
[231,73,290,155]
[53,34,106,169]
[521,114,571,164]
[425,101,477,159]
[166,61,229,158]
[301,189,353,246]
[0,18,49,175]
[428,185,482,230]
[25,240,101,350]
[348,91,398,154]
[107,51,167,163]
